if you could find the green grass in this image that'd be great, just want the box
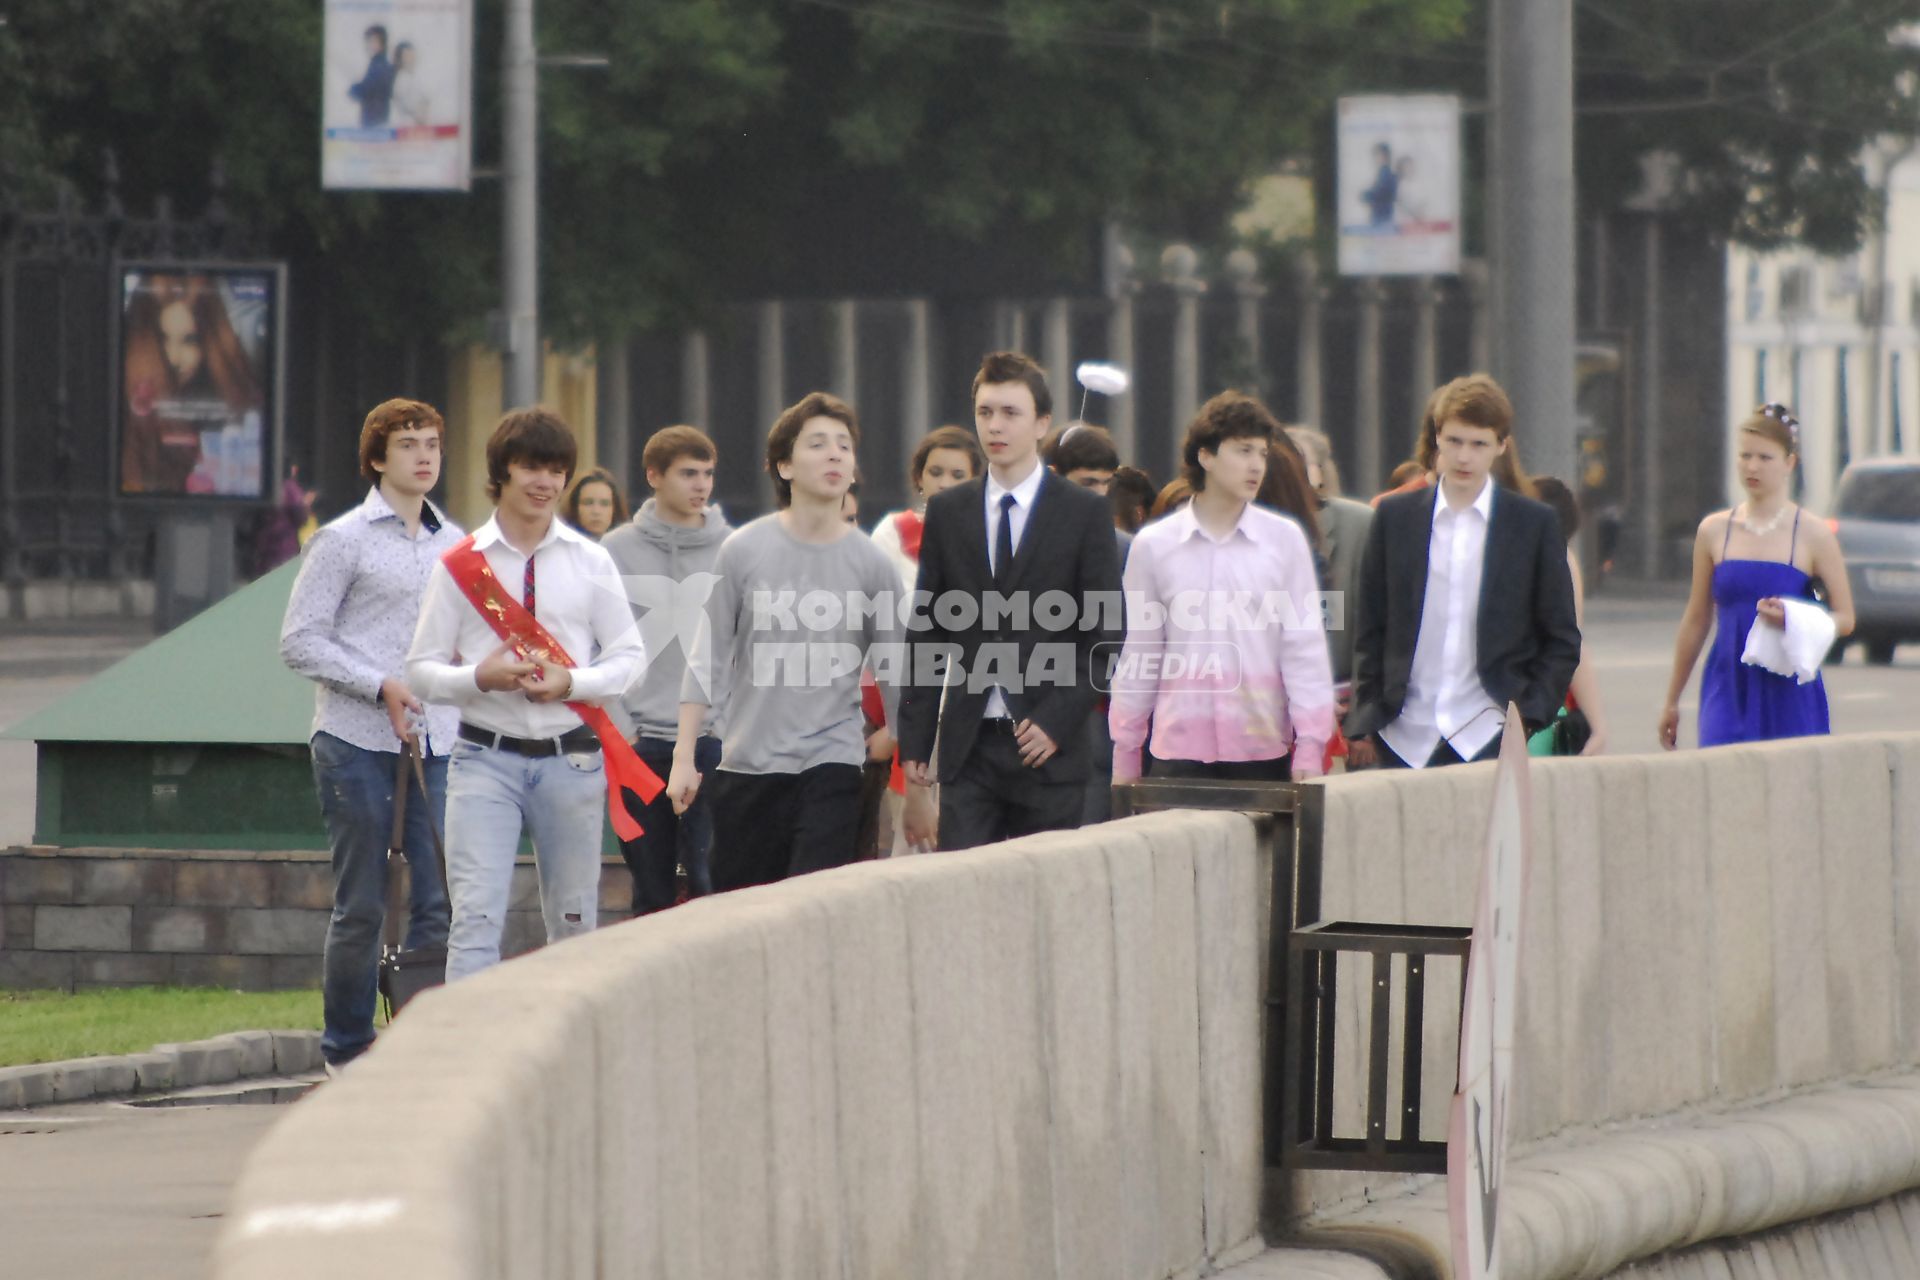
[0,987,323,1067]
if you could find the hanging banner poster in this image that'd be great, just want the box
[1337,94,1462,276]
[322,0,473,190]
[1447,706,1533,1280]
[117,264,286,501]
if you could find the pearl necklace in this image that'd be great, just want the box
[1735,502,1792,538]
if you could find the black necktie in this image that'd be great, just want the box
[994,493,1016,588]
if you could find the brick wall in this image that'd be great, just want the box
[0,846,635,991]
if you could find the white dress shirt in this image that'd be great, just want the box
[406,513,645,740]
[982,458,1046,720]
[1381,477,1503,767]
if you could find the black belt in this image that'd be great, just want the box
[458,722,600,757]
[980,716,1016,733]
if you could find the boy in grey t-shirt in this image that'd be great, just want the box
[600,425,729,913]
[667,392,904,890]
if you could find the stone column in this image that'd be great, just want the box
[1463,259,1492,373]
[1042,298,1072,417]
[600,340,632,494]
[1355,278,1386,494]
[902,298,933,441]
[1226,248,1266,397]
[681,329,712,430]
[1106,243,1139,460]
[757,300,785,509]
[1293,257,1325,430]
[1411,277,1439,418]
[1165,243,1204,431]
[829,299,858,403]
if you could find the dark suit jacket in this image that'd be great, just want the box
[898,469,1124,785]
[1343,484,1580,740]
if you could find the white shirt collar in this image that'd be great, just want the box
[986,458,1046,511]
[358,484,445,533]
[1432,476,1496,527]
[472,511,583,553]
[1172,498,1259,546]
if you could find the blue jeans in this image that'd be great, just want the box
[443,739,607,981]
[618,735,719,914]
[309,732,450,1067]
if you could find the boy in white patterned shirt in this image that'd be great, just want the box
[281,398,463,1071]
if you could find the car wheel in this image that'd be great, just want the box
[1865,635,1898,666]
[1825,636,1849,666]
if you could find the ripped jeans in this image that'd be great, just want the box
[443,737,607,982]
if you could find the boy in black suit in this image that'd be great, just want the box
[1345,374,1580,769]
[898,352,1124,849]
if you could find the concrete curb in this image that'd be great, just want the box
[0,1029,321,1109]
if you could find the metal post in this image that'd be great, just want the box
[502,0,540,408]
[1489,0,1577,481]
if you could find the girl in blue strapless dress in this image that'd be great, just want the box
[1660,405,1857,750]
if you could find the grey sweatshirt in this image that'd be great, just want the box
[601,499,732,741]
[680,514,905,776]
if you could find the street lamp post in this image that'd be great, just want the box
[501,0,539,409]
[1489,0,1577,483]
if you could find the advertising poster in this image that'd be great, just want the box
[1337,94,1462,276]
[1447,707,1532,1280]
[118,266,282,500]
[321,0,473,190]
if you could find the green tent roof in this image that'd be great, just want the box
[5,560,317,745]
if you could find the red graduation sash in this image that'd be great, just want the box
[441,535,663,841]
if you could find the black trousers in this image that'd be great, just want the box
[708,763,865,892]
[1375,734,1500,769]
[937,719,1086,852]
[1150,754,1293,782]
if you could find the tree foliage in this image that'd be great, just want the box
[2,0,1916,344]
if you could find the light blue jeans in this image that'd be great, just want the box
[443,739,607,981]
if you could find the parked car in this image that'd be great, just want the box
[1830,457,1920,665]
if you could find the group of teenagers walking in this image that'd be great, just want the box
[281,351,1854,1071]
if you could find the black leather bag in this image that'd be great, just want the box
[377,742,449,1020]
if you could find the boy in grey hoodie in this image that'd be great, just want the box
[601,426,729,913]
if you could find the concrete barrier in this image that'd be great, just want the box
[1266,731,1920,1278]
[220,732,1920,1279]
[216,809,1273,1280]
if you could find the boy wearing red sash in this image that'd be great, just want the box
[406,408,649,980]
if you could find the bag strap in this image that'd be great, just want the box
[404,737,449,881]
[381,750,410,953]
[381,738,449,954]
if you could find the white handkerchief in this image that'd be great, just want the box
[1740,598,1836,685]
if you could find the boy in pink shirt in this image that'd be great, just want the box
[1110,392,1334,782]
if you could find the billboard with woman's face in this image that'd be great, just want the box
[117,266,283,499]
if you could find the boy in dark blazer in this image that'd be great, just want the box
[1345,374,1580,769]
[899,352,1124,849]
